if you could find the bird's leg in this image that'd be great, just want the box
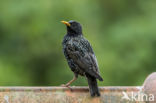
[61,74,78,87]
[66,76,77,86]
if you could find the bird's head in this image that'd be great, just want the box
[61,20,82,36]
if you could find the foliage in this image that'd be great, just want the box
[0,0,156,86]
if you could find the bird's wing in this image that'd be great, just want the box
[66,37,103,81]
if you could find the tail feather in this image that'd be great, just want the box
[86,74,100,97]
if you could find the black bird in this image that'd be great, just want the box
[61,20,103,97]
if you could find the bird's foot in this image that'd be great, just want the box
[61,84,70,87]
[60,84,72,91]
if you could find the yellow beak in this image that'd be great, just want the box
[61,21,71,27]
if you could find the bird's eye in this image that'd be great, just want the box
[70,23,73,26]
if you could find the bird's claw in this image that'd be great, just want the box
[61,84,67,87]
[60,84,72,91]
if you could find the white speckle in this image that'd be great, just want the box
[4,95,9,103]
[136,86,143,92]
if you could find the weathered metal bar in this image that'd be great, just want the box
[0,86,144,103]
[0,72,155,103]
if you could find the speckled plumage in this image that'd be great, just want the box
[62,35,102,79]
[62,20,103,97]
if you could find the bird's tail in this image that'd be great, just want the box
[86,74,100,97]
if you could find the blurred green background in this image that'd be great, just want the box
[0,0,156,86]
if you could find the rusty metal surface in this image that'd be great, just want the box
[0,86,145,103]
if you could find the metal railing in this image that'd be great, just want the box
[0,72,155,103]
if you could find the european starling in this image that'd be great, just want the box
[61,20,103,97]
